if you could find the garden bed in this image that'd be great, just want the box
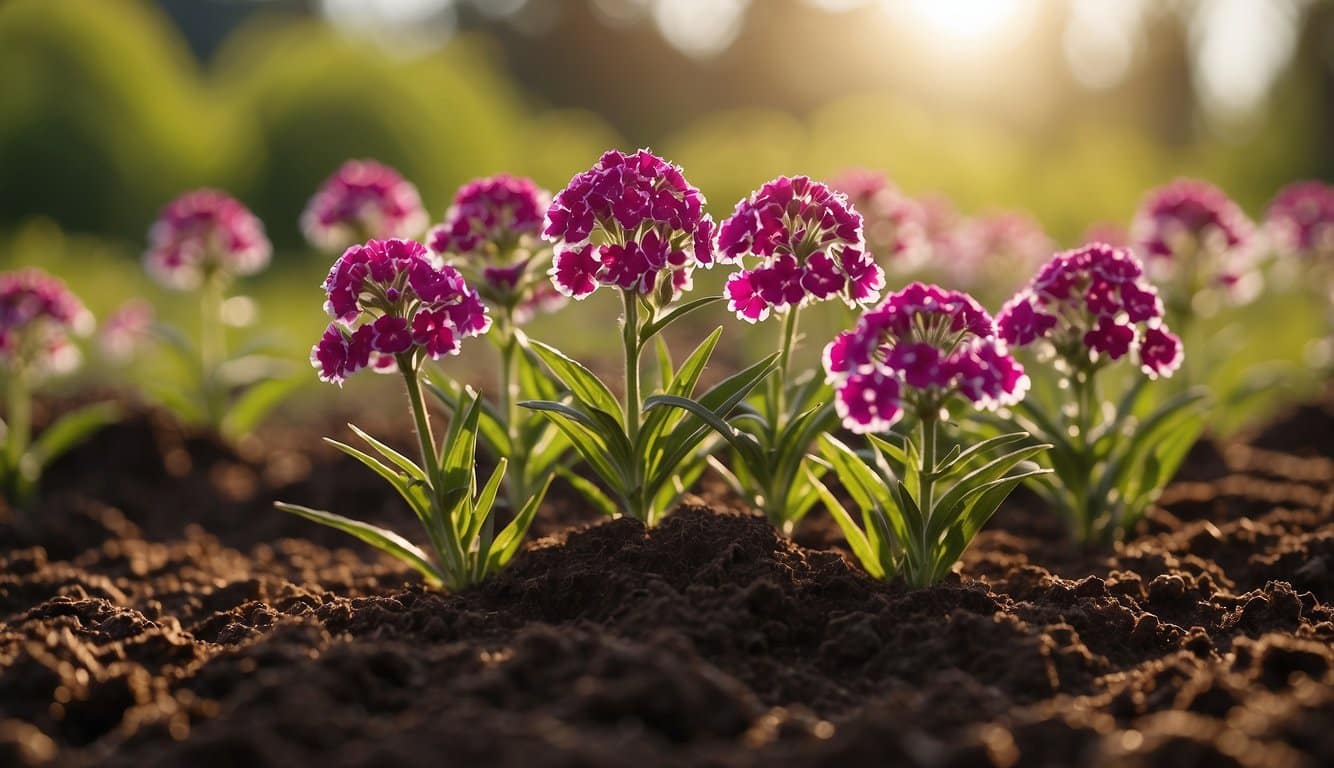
[1,392,1331,768]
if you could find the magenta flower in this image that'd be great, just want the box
[145,190,271,290]
[98,299,155,363]
[828,169,929,271]
[944,211,1053,293]
[824,283,1027,433]
[719,175,884,323]
[997,243,1182,379]
[302,160,428,252]
[1131,179,1256,301]
[313,238,490,385]
[1265,181,1334,261]
[0,268,93,378]
[544,149,714,304]
[428,174,565,325]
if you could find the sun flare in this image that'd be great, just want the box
[892,0,1033,47]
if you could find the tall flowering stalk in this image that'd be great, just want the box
[524,149,773,525]
[809,284,1044,587]
[424,174,569,508]
[0,269,117,506]
[997,243,1205,546]
[279,238,541,590]
[144,189,294,435]
[302,159,428,252]
[1131,178,1258,322]
[704,175,884,532]
[1264,180,1334,371]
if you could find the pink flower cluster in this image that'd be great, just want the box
[302,160,428,252]
[828,169,929,270]
[997,243,1182,379]
[428,174,565,324]
[823,283,1028,434]
[719,176,884,323]
[145,190,271,290]
[1131,179,1255,293]
[98,299,155,363]
[544,149,715,303]
[0,268,93,377]
[312,238,490,385]
[1265,180,1334,260]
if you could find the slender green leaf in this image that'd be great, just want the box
[486,475,552,572]
[221,377,303,439]
[30,403,121,468]
[274,502,443,585]
[638,295,725,343]
[348,423,428,482]
[529,341,624,429]
[805,465,884,578]
[557,467,621,518]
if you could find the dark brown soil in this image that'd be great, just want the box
[1,392,1331,767]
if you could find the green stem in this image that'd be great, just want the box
[200,274,228,426]
[4,366,31,502]
[1070,369,1101,543]
[621,290,647,522]
[764,306,801,527]
[496,315,524,504]
[916,414,938,587]
[399,355,467,587]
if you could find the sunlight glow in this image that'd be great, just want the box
[890,0,1034,48]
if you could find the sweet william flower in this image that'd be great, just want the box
[313,238,489,385]
[428,174,566,326]
[97,299,154,363]
[828,168,930,271]
[1131,179,1257,305]
[0,268,93,379]
[145,190,271,290]
[544,149,715,305]
[998,243,1181,379]
[719,176,883,323]
[1265,180,1334,261]
[303,160,428,252]
[824,283,1027,433]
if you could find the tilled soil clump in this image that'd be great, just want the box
[0,395,1331,767]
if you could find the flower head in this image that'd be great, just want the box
[719,175,884,323]
[823,283,1027,433]
[1265,180,1334,261]
[544,149,714,304]
[997,243,1182,379]
[313,238,490,385]
[0,268,93,378]
[943,211,1053,294]
[302,160,428,252]
[428,174,564,324]
[98,299,154,363]
[145,190,271,290]
[828,169,930,271]
[1131,179,1256,301]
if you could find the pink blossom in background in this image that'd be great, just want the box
[828,168,930,271]
[145,190,271,290]
[545,149,715,304]
[1264,180,1334,261]
[313,238,490,385]
[428,174,564,324]
[0,268,93,378]
[98,299,155,363]
[719,175,884,323]
[1131,179,1257,304]
[997,243,1182,379]
[823,282,1027,433]
[302,160,428,252]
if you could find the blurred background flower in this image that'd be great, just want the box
[0,0,1328,426]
